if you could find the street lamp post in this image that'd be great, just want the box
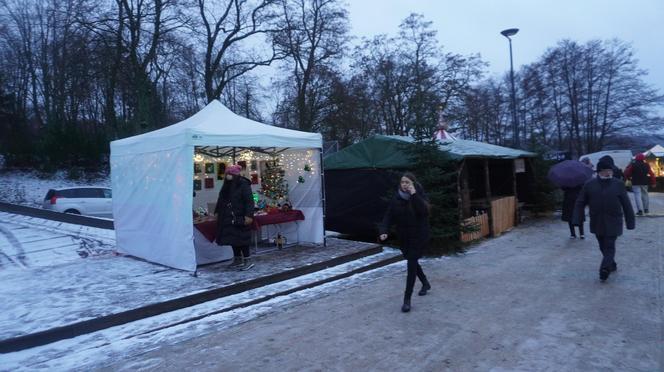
[501,28,519,148]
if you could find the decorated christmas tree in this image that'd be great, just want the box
[261,158,289,202]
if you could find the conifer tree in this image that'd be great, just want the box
[261,158,289,202]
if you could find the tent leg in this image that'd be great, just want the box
[320,148,327,248]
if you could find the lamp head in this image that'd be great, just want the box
[501,28,519,38]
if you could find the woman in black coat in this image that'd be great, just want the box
[215,164,255,270]
[379,172,431,313]
[561,185,584,239]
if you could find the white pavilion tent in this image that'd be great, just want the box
[110,100,324,271]
[644,144,664,158]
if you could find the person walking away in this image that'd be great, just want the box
[379,172,431,313]
[561,185,584,239]
[580,157,593,170]
[572,156,635,282]
[215,164,256,270]
[624,153,656,215]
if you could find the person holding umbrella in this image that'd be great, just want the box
[562,185,584,239]
[547,160,593,239]
[572,156,635,282]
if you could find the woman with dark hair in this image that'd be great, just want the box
[379,172,431,313]
[215,164,255,270]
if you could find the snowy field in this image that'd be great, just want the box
[0,170,110,207]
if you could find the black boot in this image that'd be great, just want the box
[418,280,431,296]
[401,294,411,313]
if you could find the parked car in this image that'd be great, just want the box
[42,187,113,218]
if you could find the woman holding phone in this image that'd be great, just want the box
[379,172,431,313]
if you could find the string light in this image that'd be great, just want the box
[193,147,320,207]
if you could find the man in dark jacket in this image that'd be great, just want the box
[215,164,255,270]
[624,153,657,215]
[573,156,635,282]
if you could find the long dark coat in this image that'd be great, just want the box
[215,176,254,247]
[379,185,430,260]
[572,177,635,237]
[561,186,584,222]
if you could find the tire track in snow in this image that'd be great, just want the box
[0,224,28,269]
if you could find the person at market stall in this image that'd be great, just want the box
[379,172,432,313]
[215,164,255,270]
[624,153,656,215]
[572,156,635,282]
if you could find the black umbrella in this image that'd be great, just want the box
[547,160,593,188]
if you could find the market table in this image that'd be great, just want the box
[194,217,217,242]
[194,210,305,248]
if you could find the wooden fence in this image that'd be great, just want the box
[491,196,516,236]
[460,212,490,242]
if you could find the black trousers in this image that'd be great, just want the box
[232,245,250,258]
[595,235,617,271]
[568,222,584,236]
[405,258,428,298]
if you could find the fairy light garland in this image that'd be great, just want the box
[192,148,319,207]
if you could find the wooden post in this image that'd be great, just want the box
[513,159,519,226]
[484,159,493,236]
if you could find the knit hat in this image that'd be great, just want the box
[226,164,242,175]
[596,157,614,172]
[635,153,645,161]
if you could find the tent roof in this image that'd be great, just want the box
[645,144,664,158]
[324,135,535,170]
[111,100,322,156]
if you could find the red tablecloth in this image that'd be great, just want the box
[194,220,217,242]
[252,210,305,228]
[194,210,305,243]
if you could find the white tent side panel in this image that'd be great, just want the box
[110,145,197,271]
[279,149,324,244]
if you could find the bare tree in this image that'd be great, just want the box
[541,39,662,154]
[350,14,484,139]
[274,0,349,132]
[193,0,283,102]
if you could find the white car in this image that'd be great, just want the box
[42,187,113,218]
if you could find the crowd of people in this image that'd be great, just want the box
[211,153,656,312]
[563,153,656,282]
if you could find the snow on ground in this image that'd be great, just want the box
[0,211,384,341]
[0,212,116,272]
[0,170,110,207]
[1,249,409,372]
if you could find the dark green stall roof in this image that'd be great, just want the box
[324,135,535,170]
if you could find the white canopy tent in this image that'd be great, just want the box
[645,144,664,158]
[110,100,324,271]
[579,150,633,171]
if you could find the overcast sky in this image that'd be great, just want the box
[347,0,664,98]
